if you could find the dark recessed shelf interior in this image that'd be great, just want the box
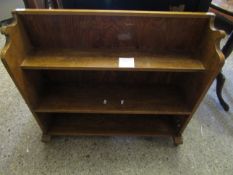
[25,70,194,115]
[34,84,191,115]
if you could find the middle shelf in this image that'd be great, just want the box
[34,84,192,115]
[21,49,205,72]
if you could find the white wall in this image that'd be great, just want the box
[0,0,25,21]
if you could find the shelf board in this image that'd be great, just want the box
[47,115,178,136]
[35,84,191,115]
[21,49,205,72]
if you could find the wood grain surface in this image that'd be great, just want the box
[21,49,205,72]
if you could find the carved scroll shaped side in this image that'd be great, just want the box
[208,14,226,69]
[0,13,47,132]
[0,15,18,61]
[179,14,227,134]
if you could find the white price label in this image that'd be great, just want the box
[118,57,135,68]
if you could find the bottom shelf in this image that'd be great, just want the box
[42,114,184,136]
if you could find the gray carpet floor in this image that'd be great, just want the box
[0,33,233,175]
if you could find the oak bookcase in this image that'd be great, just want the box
[1,9,225,145]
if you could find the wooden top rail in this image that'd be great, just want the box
[13,8,215,18]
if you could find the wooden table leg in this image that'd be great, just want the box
[215,31,233,111]
[216,72,230,111]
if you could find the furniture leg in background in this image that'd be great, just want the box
[216,31,233,111]
[210,0,233,111]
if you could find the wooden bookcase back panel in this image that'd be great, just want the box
[19,12,206,52]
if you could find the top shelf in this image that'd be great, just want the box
[21,49,205,72]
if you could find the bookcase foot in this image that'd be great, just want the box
[41,133,51,143]
[172,135,183,146]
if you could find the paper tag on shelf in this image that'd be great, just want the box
[118,57,135,68]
